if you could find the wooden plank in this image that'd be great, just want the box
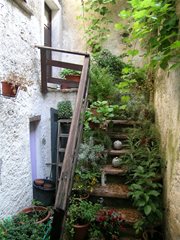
[40,49,48,94]
[48,77,79,87]
[47,60,83,71]
[55,56,90,210]
[107,120,138,125]
[29,115,41,122]
[108,149,130,156]
[36,45,90,57]
[101,165,127,175]
[91,183,129,199]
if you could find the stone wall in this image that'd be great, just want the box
[0,0,77,218]
[154,2,180,239]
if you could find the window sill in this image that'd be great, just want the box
[13,0,33,16]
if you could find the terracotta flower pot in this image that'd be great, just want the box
[65,74,80,83]
[73,223,90,240]
[20,206,51,224]
[1,81,18,97]
[34,179,44,186]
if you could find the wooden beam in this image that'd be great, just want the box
[48,77,78,87]
[55,56,90,210]
[46,60,83,71]
[36,45,90,57]
[40,49,48,94]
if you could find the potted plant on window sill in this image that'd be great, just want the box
[59,69,81,89]
[60,69,81,82]
[1,72,32,97]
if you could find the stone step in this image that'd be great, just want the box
[97,208,141,225]
[108,149,130,156]
[106,120,138,126]
[108,132,129,140]
[101,165,127,175]
[91,183,129,199]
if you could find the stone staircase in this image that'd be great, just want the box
[90,119,142,240]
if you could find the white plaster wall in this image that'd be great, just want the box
[0,0,77,218]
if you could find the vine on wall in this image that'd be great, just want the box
[80,0,116,53]
[115,0,180,70]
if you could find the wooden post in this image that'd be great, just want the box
[40,49,48,94]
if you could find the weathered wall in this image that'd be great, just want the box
[154,2,180,239]
[61,0,127,55]
[155,68,180,239]
[0,0,76,218]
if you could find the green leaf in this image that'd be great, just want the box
[137,199,146,207]
[127,49,139,56]
[115,23,124,30]
[119,10,131,19]
[170,41,180,49]
[148,190,160,197]
[144,205,152,215]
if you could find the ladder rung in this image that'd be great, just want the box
[59,148,65,152]
[46,163,57,166]
[58,119,72,123]
[59,133,69,138]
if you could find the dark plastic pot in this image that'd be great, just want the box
[33,179,55,206]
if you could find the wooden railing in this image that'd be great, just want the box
[36,45,89,93]
[37,46,90,240]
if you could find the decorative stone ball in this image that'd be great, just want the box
[113,140,122,150]
[112,157,121,168]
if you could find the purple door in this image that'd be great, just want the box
[30,122,37,180]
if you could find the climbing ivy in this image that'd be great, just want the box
[80,0,116,53]
[115,0,180,69]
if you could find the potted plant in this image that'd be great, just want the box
[1,72,32,97]
[96,209,125,239]
[60,69,81,82]
[20,205,51,224]
[84,101,119,130]
[73,168,100,199]
[65,199,101,240]
[77,138,107,172]
[0,211,51,239]
[57,100,73,119]
[59,69,81,89]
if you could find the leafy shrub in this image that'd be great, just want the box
[57,100,73,119]
[93,49,126,81]
[89,66,118,103]
[0,213,51,240]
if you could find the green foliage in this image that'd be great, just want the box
[73,169,100,193]
[84,101,119,130]
[83,128,112,149]
[0,213,51,240]
[89,65,118,103]
[65,199,101,238]
[92,49,126,81]
[80,0,116,52]
[59,69,80,79]
[57,100,73,119]
[78,137,107,171]
[121,122,163,234]
[96,209,125,238]
[116,0,180,70]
